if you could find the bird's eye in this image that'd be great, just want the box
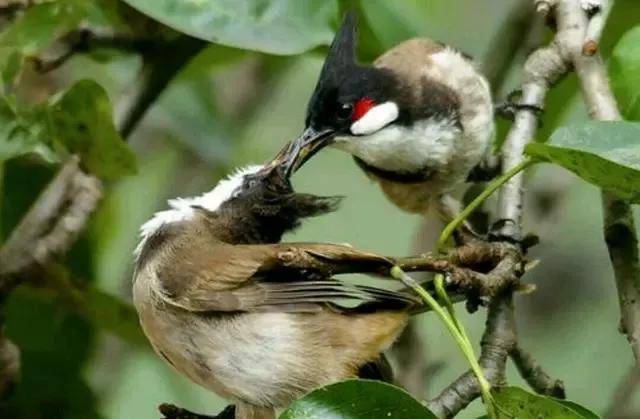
[336,103,353,120]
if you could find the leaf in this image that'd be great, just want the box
[279,379,437,419]
[556,401,600,419]
[476,387,597,419]
[525,121,640,203]
[120,0,337,55]
[0,96,57,163]
[48,79,137,180]
[610,25,640,120]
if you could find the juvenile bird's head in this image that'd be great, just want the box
[135,138,340,256]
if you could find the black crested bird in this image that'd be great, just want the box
[133,141,444,419]
[293,13,495,238]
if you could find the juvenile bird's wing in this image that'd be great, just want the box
[152,242,419,313]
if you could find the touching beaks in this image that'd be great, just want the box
[264,127,335,178]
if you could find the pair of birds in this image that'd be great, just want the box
[133,14,494,419]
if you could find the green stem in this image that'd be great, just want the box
[438,158,536,252]
[391,267,495,416]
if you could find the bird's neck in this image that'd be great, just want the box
[333,116,460,173]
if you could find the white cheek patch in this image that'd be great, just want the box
[350,101,399,136]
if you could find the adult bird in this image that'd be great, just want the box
[293,13,495,239]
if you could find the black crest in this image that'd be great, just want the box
[305,12,395,132]
[305,13,359,127]
[319,12,358,83]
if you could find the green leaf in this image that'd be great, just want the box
[610,26,640,120]
[0,96,57,162]
[279,379,437,419]
[48,79,137,180]
[476,387,597,419]
[120,0,337,55]
[525,121,640,203]
[557,401,601,419]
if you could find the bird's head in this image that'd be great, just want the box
[290,12,401,166]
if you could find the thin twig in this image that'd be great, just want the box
[604,366,640,418]
[32,29,159,73]
[510,344,565,397]
[115,35,206,138]
[554,0,640,367]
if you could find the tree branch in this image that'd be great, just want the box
[510,344,566,397]
[553,0,640,366]
[428,8,570,417]
[32,29,159,73]
[394,0,542,395]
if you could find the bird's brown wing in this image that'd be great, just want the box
[153,242,418,313]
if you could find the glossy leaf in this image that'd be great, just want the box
[120,0,337,55]
[476,387,596,419]
[610,26,640,120]
[279,379,437,419]
[525,121,640,203]
[48,79,137,179]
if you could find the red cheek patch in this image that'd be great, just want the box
[353,97,375,121]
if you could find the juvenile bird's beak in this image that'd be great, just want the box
[277,127,335,177]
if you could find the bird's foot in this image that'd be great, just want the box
[495,89,544,121]
[488,219,540,252]
[452,222,486,247]
[159,403,235,419]
[466,155,502,183]
[443,240,528,311]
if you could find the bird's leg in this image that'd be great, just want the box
[435,194,484,246]
[466,154,502,183]
[159,403,235,419]
[494,88,544,121]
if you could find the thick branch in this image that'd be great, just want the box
[427,295,516,417]
[554,0,640,366]
[429,12,570,417]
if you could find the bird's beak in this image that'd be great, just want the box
[267,127,335,178]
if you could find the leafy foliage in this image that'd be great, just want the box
[526,121,640,203]
[279,379,437,419]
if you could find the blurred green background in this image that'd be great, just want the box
[2,0,640,418]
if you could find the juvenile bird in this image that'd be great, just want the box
[294,13,495,235]
[132,142,441,419]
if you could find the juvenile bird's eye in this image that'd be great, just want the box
[336,103,353,120]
